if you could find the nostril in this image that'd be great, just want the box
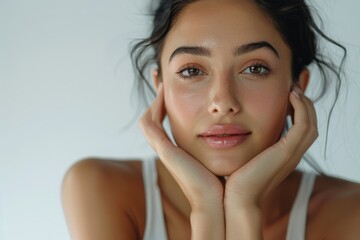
[208,100,241,115]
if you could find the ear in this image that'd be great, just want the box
[152,69,161,91]
[296,68,310,92]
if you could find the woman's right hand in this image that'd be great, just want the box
[139,83,224,209]
[140,83,225,239]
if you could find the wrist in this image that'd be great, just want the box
[224,187,262,209]
[191,197,224,211]
[190,195,224,211]
[224,201,263,240]
[190,204,225,240]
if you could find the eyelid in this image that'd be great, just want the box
[240,60,272,75]
[175,63,207,80]
[176,63,205,73]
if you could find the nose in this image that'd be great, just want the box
[208,76,241,115]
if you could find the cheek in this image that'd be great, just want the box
[164,84,205,141]
[165,86,198,119]
[248,88,290,141]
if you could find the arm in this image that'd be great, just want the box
[191,200,225,240]
[326,197,360,240]
[224,87,318,239]
[225,201,262,240]
[61,159,141,240]
[315,184,360,240]
[140,83,225,240]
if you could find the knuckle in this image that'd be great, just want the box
[139,117,147,131]
[308,123,318,137]
[297,121,310,132]
[312,129,319,140]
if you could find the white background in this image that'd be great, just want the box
[1,0,360,239]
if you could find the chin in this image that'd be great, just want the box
[209,167,237,177]
[199,153,251,177]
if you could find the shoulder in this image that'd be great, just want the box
[62,157,143,186]
[307,174,360,240]
[61,158,146,240]
[62,158,145,203]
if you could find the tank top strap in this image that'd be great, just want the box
[285,171,316,240]
[142,156,168,240]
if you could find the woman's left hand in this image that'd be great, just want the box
[225,87,318,208]
[224,87,318,239]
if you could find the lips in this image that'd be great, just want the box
[199,124,251,149]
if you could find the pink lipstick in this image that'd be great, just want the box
[199,124,251,149]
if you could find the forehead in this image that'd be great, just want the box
[162,0,290,59]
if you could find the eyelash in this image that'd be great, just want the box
[176,64,206,80]
[241,61,271,77]
[175,61,272,80]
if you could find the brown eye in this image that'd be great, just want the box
[176,66,205,80]
[250,66,263,74]
[181,68,202,77]
[242,64,270,75]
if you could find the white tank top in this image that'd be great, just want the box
[142,158,316,240]
[142,158,167,240]
[285,171,316,240]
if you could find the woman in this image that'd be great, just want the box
[62,0,360,239]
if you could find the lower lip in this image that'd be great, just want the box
[199,134,250,149]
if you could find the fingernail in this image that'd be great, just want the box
[292,86,302,99]
[157,83,163,93]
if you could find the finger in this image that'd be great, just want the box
[151,83,166,125]
[142,105,222,203]
[282,88,313,153]
[139,85,224,205]
[139,84,198,170]
[271,88,317,179]
[258,89,314,181]
[288,89,318,152]
[139,83,168,150]
[226,89,319,202]
[301,94,318,136]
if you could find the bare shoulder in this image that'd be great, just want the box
[307,174,360,240]
[61,157,146,240]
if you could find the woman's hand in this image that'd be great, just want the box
[139,83,225,239]
[224,87,318,239]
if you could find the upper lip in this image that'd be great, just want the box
[199,124,251,137]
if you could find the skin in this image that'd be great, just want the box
[61,0,360,239]
[161,0,295,177]
[147,3,316,239]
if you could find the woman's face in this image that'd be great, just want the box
[159,0,293,176]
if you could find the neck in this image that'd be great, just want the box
[156,160,192,219]
[261,171,302,227]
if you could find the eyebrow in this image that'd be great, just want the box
[234,41,279,58]
[169,41,279,62]
[169,46,210,62]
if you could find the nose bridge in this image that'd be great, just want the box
[208,72,241,115]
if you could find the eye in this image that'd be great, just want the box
[242,63,271,76]
[176,65,205,80]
